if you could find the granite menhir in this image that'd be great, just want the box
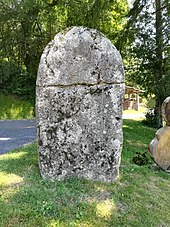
[36,27,125,182]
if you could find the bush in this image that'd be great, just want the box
[0,60,36,102]
[0,95,35,119]
[132,151,151,166]
[0,60,21,94]
[142,108,158,128]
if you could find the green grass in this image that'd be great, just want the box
[0,95,34,119]
[0,120,170,227]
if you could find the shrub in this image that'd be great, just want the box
[132,151,151,166]
[142,108,158,128]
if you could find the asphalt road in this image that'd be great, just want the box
[0,119,36,155]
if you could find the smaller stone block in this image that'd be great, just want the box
[148,96,170,172]
[162,96,170,126]
[154,127,170,170]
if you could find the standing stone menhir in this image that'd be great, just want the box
[36,26,125,182]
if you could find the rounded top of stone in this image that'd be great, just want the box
[36,26,124,87]
[162,96,170,125]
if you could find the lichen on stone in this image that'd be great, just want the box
[36,26,125,182]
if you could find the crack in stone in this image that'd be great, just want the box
[36,81,125,88]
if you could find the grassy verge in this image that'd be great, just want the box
[0,95,34,119]
[0,120,170,227]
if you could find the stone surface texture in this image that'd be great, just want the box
[149,96,170,172]
[36,26,125,181]
[162,96,170,126]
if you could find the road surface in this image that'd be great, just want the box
[0,119,36,155]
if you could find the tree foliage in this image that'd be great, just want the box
[1,0,169,128]
[0,0,128,100]
[123,0,170,127]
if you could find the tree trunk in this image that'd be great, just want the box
[155,0,164,127]
[155,98,163,128]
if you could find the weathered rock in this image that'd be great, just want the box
[162,96,170,126]
[36,26,125,182]
[148,97,170,172]
[149,126,170,170]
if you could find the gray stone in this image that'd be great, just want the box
[36,26,125,182]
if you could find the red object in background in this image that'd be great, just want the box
[148,145,154,157]
[148,146,151,154]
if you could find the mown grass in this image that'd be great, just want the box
[0,120,170,227]
[0,95,34,119]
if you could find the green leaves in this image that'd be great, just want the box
[0,0,129,100]
[123,0,170,127]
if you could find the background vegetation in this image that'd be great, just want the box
[0,0,128,100]
[0,0,169,125]
[0,95,34,119]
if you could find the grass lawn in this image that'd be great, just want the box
[0,95,34,119]
[0,120,170,227]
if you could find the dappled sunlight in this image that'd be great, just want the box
[123,124,133,129]
[96,199,115,220]
[127,139,148,148]
[0,95,34,120]
[0,171,24,186]
[133,117,145,121]
[10,104,24,119]
[94,185,108,192]
[76,222,94,227]
[49,220,94,227]
[80,185,115,221]
[48,219,61,227]
[123,107,146,115]
[0,151,28,161]
[1,105,23,120]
